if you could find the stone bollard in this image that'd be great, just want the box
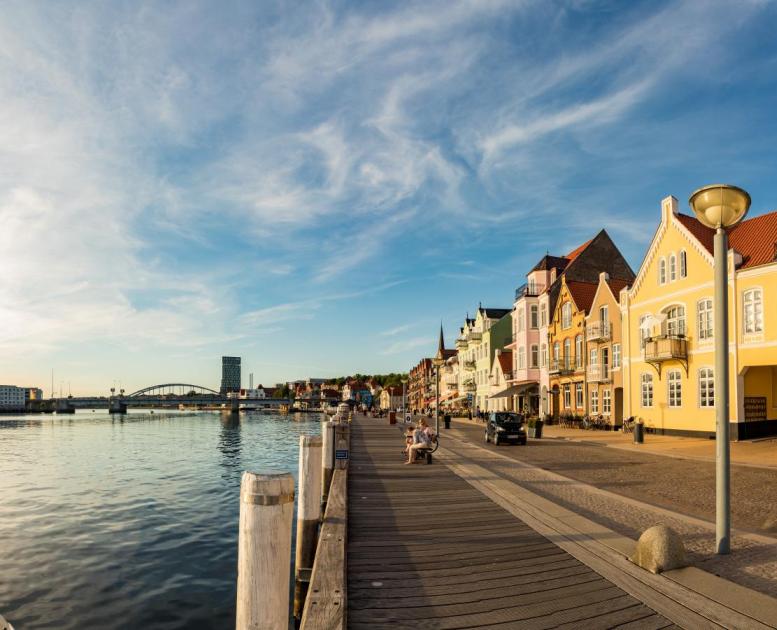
[630,524,686,574]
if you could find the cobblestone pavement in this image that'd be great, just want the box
[444,422,777,599]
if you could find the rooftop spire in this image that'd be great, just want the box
[438,322,445,353]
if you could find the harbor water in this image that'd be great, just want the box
[0,409,323,629]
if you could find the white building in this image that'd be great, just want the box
[0,385,26,411]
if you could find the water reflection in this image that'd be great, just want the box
[218,411,242,478]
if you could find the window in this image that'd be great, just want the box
[599,305,608,323]
[575,383,583,408]
[540,304,547,327]
[680,250,687,278]
[518,347,525,369]
[517,308,525,332]
[553,342,560,363]
[530,305,538,329]
[563,384,571,408]
[659,258,666,284]
[601,347,609,379]
[541,344,547,367]
[590,347,598,366]
[530,344,539,368]
[602,389,611,415]
[590,390,598,413]
[641,373,653,407]
[562,302,572,329]
[639,314,651,349]
[744,289,763,334]
[669,254,677,282]
[699,368,715,407]
[563,338,571,369]
[697,299,713,340]
[613,343,621,368]
[575,335,583,368]
[668,371,682,407]
[664,305,686,336]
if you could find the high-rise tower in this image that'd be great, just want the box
[220,356,241,394]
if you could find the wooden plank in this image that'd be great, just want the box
[300,468,347,630]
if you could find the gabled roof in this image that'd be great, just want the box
[677,210,777,269]
[565,280,599,313]
[480,307,511,319]
[531,254,570,273]
[566,239,593,262]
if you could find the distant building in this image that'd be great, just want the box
[220,356,241,394]
[379,386,402,410]
[0,385,25,411]
[24,387,43,402]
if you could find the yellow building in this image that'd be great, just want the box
[622,195,777,439]
[584,272,631,427]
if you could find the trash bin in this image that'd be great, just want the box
[634,421,644,444]
[444,414,451,430]
[388,411,396,425]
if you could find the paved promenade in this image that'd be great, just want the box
[347,416,676,628]
[447,420,777,599]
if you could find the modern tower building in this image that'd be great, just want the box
[220,356,241,394]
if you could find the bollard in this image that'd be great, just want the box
[321,420,335,506]
[236,472,295,630]
[334,423,350,471]
[294,435,322,622]
[634,420,645,444]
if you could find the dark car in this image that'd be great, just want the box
[484,412,527,445]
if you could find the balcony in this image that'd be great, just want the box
[463,360,476,370]
[586,364,611,383]
[549,356,576,375]
[456,338,468,350]
[514,283,546,300]
[468,331,482,342]
[644,335,688,376]
[586,320,611,342]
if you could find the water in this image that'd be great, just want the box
[0,409,323,629]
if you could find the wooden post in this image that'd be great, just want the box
[294,435,322,621]
[321,420,335,505]
[334,423,350,470]
[236,472,295,630]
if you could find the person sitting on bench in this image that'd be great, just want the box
[405,419,432,465]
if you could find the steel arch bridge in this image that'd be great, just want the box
[126,383,221,398]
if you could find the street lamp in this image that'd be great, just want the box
[433,357,444,436]
[689,183,751,555]
[401,377,408,415]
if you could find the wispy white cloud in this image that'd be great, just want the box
[380,336,434,356]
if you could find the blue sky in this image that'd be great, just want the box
[2,0,777,395]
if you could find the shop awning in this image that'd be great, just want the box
[489,381,539,399]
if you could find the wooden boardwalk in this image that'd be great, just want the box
[347,416,676,629]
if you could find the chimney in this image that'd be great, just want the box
[661,195,679,223]
[599,271,609,284]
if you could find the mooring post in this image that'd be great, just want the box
[321,420,335,506]
[293,435,323,622]
[236,472,295,630]
[334,423,350,471]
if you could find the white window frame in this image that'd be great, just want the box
[590,390,599,413]
[612,343,621,368]
[668,370,682,407]
[575,335,583,368]
[541,344,547,367]
[530,305,539,329]
[658,258,666,285]
[669,253,677,282]
[602,389,611,415]
[518,347,526,369]
[563,384,571,409]
[639,314,651,349]
[540,304,547,327]
[663,305,686,337]
[575,382,583,408]
[641,373,653,407]
[517,308,525,332]
[562,302,572,329]
[699,367,715,407]
[743,288,763,334]
[563,338,571,369]
[679,250,687,278]
[530,344,539,368]
[590,347,598,366]
[697,298,713,341]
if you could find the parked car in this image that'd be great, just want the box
[484,412,527,445]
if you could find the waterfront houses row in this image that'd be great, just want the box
[409,194,777,439]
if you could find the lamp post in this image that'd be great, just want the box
[433,357,444,436]
[401,377,407,415]
[689,184,751,555]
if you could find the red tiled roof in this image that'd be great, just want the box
[566,239,593,262]
[566,280,599,313]
[497,351,512,374]
[677,210,777,269]
[606,277,630,297]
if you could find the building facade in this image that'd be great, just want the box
[0,385,25,412]
[408,358,432,412]
[584,272,630,427]
[488,350,513,412]
[220,356,241,394]
[622,195,777,439]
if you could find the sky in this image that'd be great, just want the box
[2,0,777,396]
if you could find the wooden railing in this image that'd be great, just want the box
[643,335,687,362]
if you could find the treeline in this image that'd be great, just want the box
[326,373,408,388]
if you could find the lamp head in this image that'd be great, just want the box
[433,356,444,368]
[689,184,750,229]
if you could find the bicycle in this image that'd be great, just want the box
[622,416,635,434]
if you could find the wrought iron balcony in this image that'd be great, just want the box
[514,283,546,300]
[586,364,611,383]
[643,335,688,376]
[586,320,611,342]
[549,356,576,375]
